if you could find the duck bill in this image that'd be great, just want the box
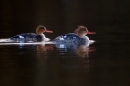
[45,30,53,33]
[87,32,96,34]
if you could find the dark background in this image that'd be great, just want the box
[1,0,130,39]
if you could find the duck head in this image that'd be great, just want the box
[74,26,96,37]
[36,25,53,35]
[74,26,88,37]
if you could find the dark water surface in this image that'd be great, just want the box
[0,29,130,86]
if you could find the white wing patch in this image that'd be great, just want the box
[19,36,24,38]
[63,36,67,38]
[59,37,64,40]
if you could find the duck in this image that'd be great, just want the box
[9,25,53,43]
[52,26,95,47]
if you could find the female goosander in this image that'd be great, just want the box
[7,25,53,43]
[53,26,95,47]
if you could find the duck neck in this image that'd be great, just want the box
[77,33,86,37]
[39,33,46,38]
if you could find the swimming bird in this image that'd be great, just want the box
[52,26,95,48]
[8,25,53,43]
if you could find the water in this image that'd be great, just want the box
[0,30,130,86]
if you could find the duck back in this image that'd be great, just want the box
[52,33,90,49]
[53,33,87,43]
[10,33,43,42]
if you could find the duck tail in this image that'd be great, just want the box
[0,38,13,42]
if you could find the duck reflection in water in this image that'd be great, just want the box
[76,45,95,57]
[36,44,54,80]
[76,45,89,57]
[37,44,53,53]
